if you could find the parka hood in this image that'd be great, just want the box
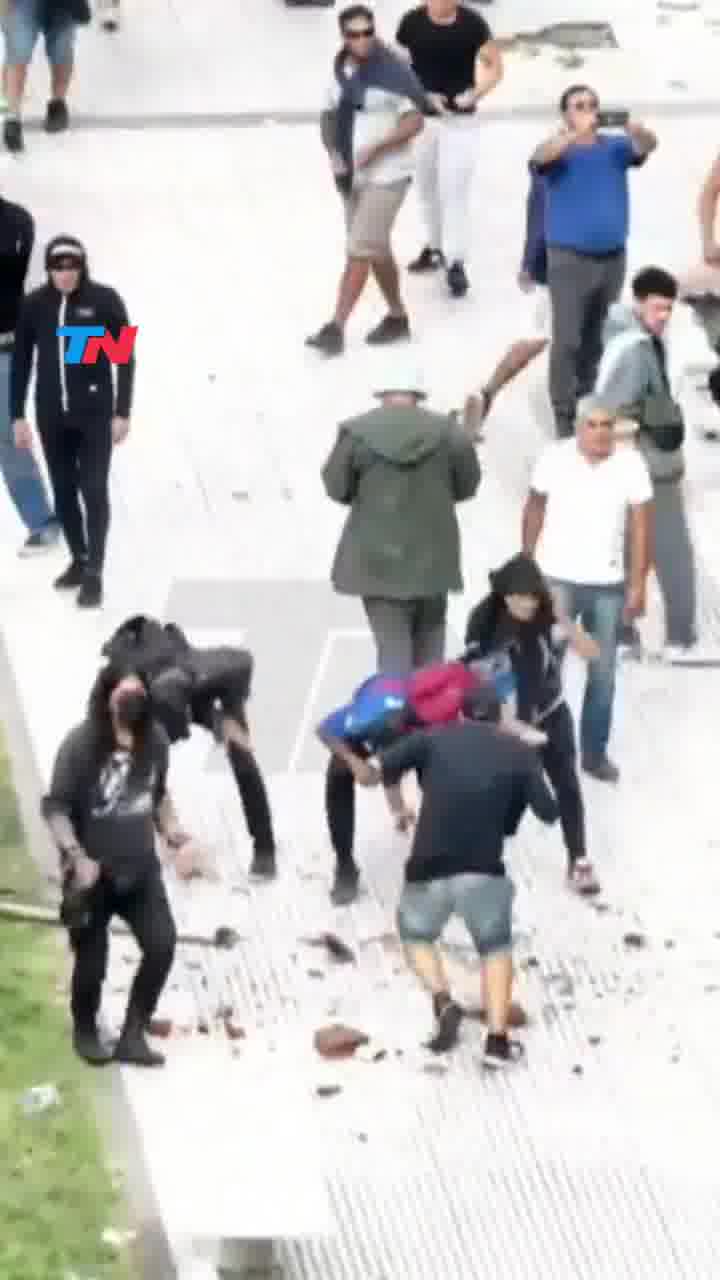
[340,404,451,467]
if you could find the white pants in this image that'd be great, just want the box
[414,115,479,264]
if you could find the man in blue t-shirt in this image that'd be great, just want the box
[531,84,657,438]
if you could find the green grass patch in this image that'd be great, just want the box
[0,730,132,1280]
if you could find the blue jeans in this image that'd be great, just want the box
[548,579,624,760]
[2,0,76,66]
[397,873,514,958]
[0,352,54,533]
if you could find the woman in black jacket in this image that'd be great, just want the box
[465,552,601,896]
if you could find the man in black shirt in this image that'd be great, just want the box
[12,235,135,609]
[0,195,58,555]
[42,662,200,1067]
[380,684,558,1067]
[396,0,502,297]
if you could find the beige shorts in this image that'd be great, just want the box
[344,179,410,260]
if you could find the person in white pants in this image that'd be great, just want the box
[396,0,502,297]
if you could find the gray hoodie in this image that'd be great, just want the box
[595,303,684,483]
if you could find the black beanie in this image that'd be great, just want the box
[489,552,547,600]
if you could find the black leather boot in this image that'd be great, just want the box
[73,1022,113,1066]
[114,1007,165,1067]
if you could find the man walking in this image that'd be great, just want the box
[522,395,653,783]
[396,0,502,298]
[2,0,91,153]
[595,267,704,662]
[322,363,480,670]
[11,235,135,609]
[0,190,59,555]
[307,5,427,356]
[531,85,656,437]
[381,683,558,1066]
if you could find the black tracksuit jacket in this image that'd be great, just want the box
[10,277,135,427]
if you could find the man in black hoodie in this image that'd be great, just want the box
[11,235,135,609]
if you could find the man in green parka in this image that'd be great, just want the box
[322,364,481,671]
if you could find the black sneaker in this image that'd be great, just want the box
[408,247,444,273]
[482,1031,525,1070]
[249,849,277,879]
[45,98,69,134]
[77,572,103,609]
[306,322,344,356]
[73,1023,113,1066]
[330,864,360,906]
[365,314,410,346]
[19,524,60,557]
[447,261,469,298]
[581,755,620,784]
[3,117,23,153]
[427,1000,463,1054]
[54,560,86,590]
[114,1012,165,1067]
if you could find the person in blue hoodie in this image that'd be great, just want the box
[461,165,550,437]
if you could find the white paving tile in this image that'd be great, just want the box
[3,9,720,1277]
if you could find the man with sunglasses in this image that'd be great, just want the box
[307,5,427,356]
[531,85,657,439]
[11,235,135,608]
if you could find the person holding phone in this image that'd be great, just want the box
[530,85,657,438]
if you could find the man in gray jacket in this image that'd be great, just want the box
[322,364,481,670]
[595,266,702,660]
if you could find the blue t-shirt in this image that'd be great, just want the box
[543,134,640,255]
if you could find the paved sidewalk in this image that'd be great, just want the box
[3,7,720,1277]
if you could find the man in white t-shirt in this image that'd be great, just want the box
[522,394,653,783]
[307,5,426,356]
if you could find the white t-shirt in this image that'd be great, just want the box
[324,71,417,187]
[530,438,653,585]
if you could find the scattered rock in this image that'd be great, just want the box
[214,926,240,949]
[664,939,676,950]
[355,1046,387,1064]
[622,931,647,949]
[588,1035,602,1047]
[232,490,250,501]
[307,969,325,980]
[147,1018,173,1039]
[705,984,720,994]
[591,901,610,914]
[356,1131,368,1142]
[315,1084,342,1099]
[314,1024,370,1059]
[306,932,356,964]
[572,1064,584,1076]
[423,1061,448,1075]
[522,955,540,969]
[224,1018,246,1041]
[197,1020,210,1035]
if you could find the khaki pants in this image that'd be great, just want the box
[344,179,410,260]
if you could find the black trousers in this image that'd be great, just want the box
[325,754,360,874]
[539,701,586,864]
[68,863,176,1029]
[39,417,113,573]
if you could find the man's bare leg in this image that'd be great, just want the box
[371,256,407,319]
[403,942,464,1052]
[334,258,372,329]
[463,338,549,439]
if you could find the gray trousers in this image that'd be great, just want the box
[653,480,697,647]
[363,595,447,672]
[547,246,626,437]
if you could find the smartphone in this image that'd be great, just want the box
[598,109,629,129]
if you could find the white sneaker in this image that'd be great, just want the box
[663,644,720,667]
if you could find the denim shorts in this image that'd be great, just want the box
[3,0,76,66]
[397,873,514,958]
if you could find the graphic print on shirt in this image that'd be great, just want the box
[91,751,154,820]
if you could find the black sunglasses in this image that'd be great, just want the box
[344,26,374,38]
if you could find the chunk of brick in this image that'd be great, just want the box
[148,1018,173,1039]
[313,1024,370,1059]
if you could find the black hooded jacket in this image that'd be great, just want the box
[10,235,135,423]
[465,553,566,724]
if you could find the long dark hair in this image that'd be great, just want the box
[85,661,153,777]
[465,555,556,654]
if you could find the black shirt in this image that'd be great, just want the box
[43,721,170,885]
[380,721,558,883]
[0,198,34,338]
[396,5,491,106]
